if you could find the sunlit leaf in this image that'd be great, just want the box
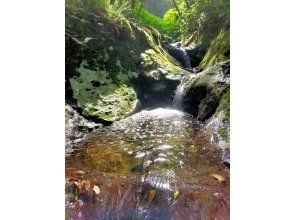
[173,190,179,199]
[82,180,91,191]
[74,181,83,191]
[93,185,100,195]
[212,174,225,182]
[76,170,85,175]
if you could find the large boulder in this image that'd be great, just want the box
[206,90,230,164]
[180,60,230,162]
[181,60,230,121]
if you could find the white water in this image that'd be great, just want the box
[171,42,192,70]
[172,74,196,108]
[179,47,192,70]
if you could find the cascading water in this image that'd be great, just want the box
[173,74,196,108]
[170,42,192,71]
[179,48,192,70]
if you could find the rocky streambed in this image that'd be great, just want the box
[65,108,229,219]
[65,4,230,218]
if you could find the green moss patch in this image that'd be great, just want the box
[70,61,137,121]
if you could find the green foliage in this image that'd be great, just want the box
[163,0,229,42]
[132,5,179,38]
[163,8,181,37]
[65,0,108,8]
[143,0,174,18]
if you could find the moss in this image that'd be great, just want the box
[213,89,230,146]
[200,27,230,68]
[66,3,185,121]
[69,60,137,121]
[216,90,230,118]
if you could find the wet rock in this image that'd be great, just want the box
[145,169,176,191]
[181,60,230,121]
[65,4,182,121]
[134,69,186,108]
[65,103,99,146]
[205,89,230,158]
[200,27,230,68]
[166,42,206,70]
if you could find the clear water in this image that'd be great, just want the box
[65,108,229,219]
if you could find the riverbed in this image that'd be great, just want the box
[65,108,229,219]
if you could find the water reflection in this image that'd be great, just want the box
[66,108,229,219]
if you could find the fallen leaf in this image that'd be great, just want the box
[76,170,85,175]
[93,185,100,195]
[82,180,91,191]
[212,174,225,182]
[74,181,83,191]
[173,190,180,199]
[147,190,156,203]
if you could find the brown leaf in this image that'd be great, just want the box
[147,190,156,203]
[82,180,91,191]
[212,174,225,182]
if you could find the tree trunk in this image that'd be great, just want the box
[131,0,136,9]
[172,0,182,19]
[184,0,191,9]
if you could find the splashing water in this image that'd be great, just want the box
[170,42,192,71]
[173,74,196,108]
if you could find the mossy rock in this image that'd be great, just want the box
[181,60,230,120]
[200,27,230,68]
[65,3,187,115]
[206,89,230,151]
[69,61,138,121]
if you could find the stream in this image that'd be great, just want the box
[65,107,229,219]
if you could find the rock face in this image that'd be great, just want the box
[65,104,99,144]
[65,3,183,122]
[181,60,230,120]
[69,60,139,121]
[175,60,230,159]
[134,69,185,108]
[200,27,230,68]
[206,90,230,163]
[166,43,206,71]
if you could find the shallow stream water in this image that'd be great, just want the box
[65,108,229,219]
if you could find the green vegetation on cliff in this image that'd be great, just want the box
[65,0,230,123]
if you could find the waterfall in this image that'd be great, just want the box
[170,43,192,71]
[179,47,192,70]
[173,74,196,108]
